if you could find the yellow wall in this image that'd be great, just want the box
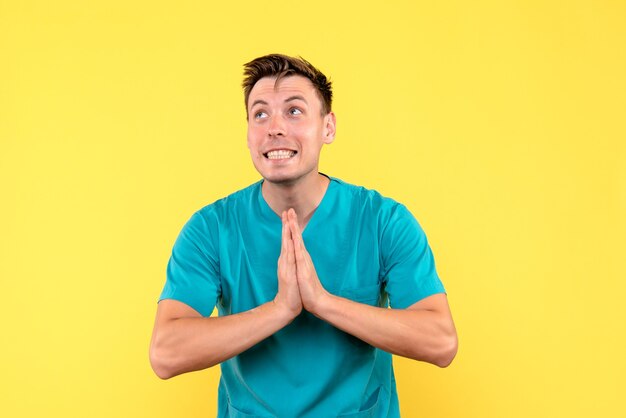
[1,1,624,417]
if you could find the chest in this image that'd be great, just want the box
[215,217,384,313]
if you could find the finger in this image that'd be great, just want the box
[290,213,313,271]
[288,208,302,238]
[294,238,305,266]
[280,210,288,255]
[286,224,296,267]
[288,209,305,252]
[281,210,294,264]
[286,210,302,260]
[304,246,314,269]
[278,213,286,272]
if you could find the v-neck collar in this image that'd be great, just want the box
[256,173,337,236]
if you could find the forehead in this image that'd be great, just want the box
[248,75,320,107]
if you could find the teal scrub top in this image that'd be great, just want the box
[158,174,446,417]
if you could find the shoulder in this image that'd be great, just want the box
[178,181,262,234]
[329,176,425,246]
[330,175,407,219]
[194,180,261,220]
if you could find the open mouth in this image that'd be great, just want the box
[263,150,298,160]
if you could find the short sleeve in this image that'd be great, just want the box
[158,210,221,317]
[380,204,445,309]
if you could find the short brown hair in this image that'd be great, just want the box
[242,54,333,116]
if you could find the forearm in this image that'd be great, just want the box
[151,301,293,379]
[313,294,457,367]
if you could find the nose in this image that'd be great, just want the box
[267,114,286,137]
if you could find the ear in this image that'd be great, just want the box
[322,112,336,144]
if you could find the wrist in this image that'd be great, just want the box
[271,297,299,325]
[308,290,333,319]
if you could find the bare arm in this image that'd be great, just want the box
[312,292,458,367]
[149,299,294,379]
[286,209,458,368]
[149,211,302,379]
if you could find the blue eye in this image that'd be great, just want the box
[289,108,302,116]
[254,111,268,119]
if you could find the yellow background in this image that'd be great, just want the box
[1,1,625,417]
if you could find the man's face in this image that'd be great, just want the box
[247,75,336,185]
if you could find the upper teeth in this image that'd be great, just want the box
[267,150,296,159]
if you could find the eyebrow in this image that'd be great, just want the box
[250,99,268,109]
[250,95,308,109]
[285,95,308,104]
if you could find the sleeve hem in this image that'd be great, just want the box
[390,284,447,309]
[157,291,215,318]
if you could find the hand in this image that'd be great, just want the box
[273,210,302,320]
[287,208,330,315]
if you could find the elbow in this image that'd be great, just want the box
[149,343,175,380]
[434,332,458,368]
[149,339,221,379]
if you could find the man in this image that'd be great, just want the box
[150,54,458,417]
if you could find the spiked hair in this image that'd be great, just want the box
[242,54,333,117]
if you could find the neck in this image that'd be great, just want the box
[261,172,330,231]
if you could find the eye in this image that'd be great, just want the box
[289,107,302,116]
[254,111,268,119]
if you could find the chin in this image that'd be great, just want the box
[253,160,317,186]
[261,173,300,186]
[258,168,312,186]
